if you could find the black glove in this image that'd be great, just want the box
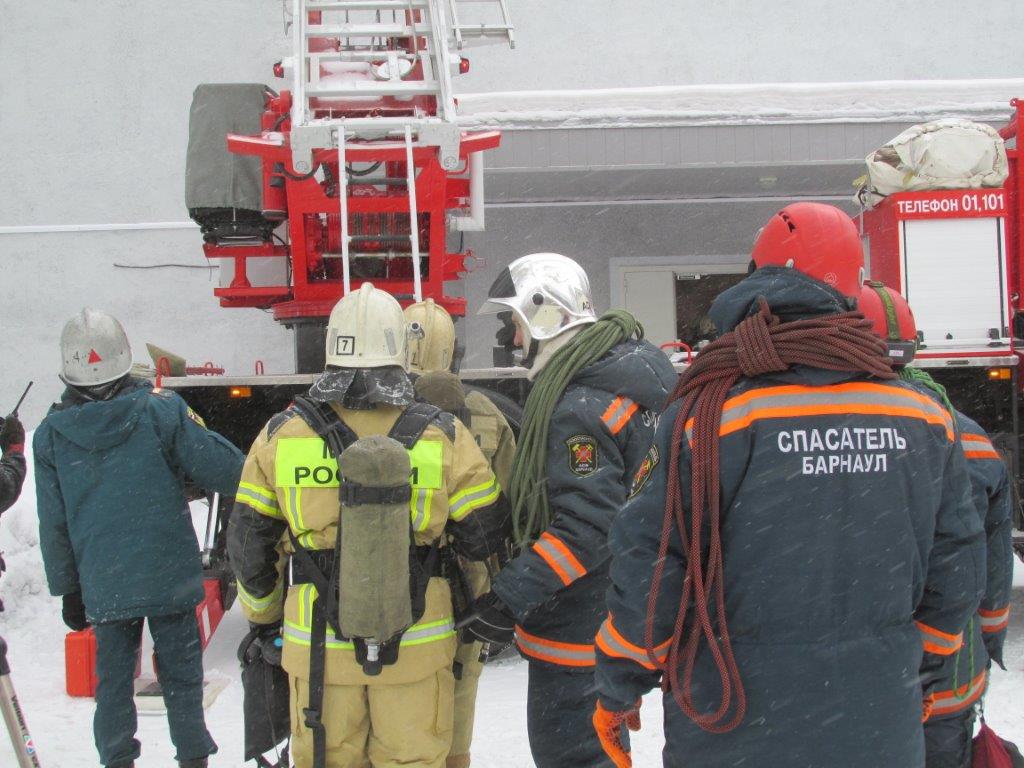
[239,621,283,667]
[0,415,25,454]
[456,592,516,645]
[62,591,90,631]
[495,311,517,350]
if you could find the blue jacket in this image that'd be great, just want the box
[492,339,677,666]
[595,269,985,768]
[925,412,1013,719]
[34,380,244,622]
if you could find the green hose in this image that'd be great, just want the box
[508,310,643,546]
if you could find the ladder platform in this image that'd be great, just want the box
[307,0,429,9]
[309,81,441,97]
[306,22,435,38]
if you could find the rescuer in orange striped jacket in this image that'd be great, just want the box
[858,282,1014,768]
[594,205,986,768]
[467,253,676,768]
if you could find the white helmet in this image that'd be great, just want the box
[325,283,408,369]
[478,253,596,350]
[404,299,456,374]
[60,309,133,387]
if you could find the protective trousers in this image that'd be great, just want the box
[526,662,615,768]
[93,612,216,766]
[289,668,455,768]
[449,559,489,768]
[924,710,976,768]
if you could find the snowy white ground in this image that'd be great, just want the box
[0,437,1020,766]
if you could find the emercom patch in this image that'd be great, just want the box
[275,437,443,489]
[629,445,660,498]
[566,434,599,477]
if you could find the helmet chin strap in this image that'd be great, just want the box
[520,339,540,369]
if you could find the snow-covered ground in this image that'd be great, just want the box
[0,437,1020,766]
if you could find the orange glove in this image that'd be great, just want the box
[593,700,641,768]
[921,692,935,723]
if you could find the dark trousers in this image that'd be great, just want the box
[924,710,975,768]
[526,661,618,768]
[93,611,216,766]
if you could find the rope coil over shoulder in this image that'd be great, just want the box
[508,310,642,546]
[646,299,895,733]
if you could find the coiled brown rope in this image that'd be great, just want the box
[644,298,896,733]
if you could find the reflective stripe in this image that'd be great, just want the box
[686,383,955,442]
[236,482,282,518]
[449,477,500,522]
[916,621,963,656]
[979,606,1011,633]
[601,396,639,436]
[532,532,587,587]
[237,579,283,613]
[931,670,987,717]
[410,487,433,532]
[515,625,595,667]
[961,433,1000,460]
[283,615,454,649]
[595,615,669,671]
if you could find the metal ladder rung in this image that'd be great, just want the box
[308,81,441,97]
[310,50,419,63]
[307,0,428,9]
[452,24,512,34]
[306,23,435,38]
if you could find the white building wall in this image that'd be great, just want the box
[2,0,1023,422]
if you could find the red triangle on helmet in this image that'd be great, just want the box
[87,349,103,364]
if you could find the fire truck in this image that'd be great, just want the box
[857,100,1024,557]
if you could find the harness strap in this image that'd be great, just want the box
[304,598,329,768]
[389,401,452,446]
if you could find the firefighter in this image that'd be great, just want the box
[858,282,1014,768]
[0,413,26,514]
[227,283,512,768]
[592,203,985,768]
[33,308,245,768]
[464,253,677,768]
[404,298,516,768]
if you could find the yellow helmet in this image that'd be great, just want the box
[404,299,456,374]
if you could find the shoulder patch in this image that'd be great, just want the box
[149,387,173,399]
[629,445,660,498]
[185,407,207,428]
[566,434,599,477]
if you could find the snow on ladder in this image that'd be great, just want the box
[447,0,515,49]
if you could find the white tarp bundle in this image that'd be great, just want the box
[856,118,1008,207]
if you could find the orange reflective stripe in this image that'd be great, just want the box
[602,396,640,435]
[961,432,1000,460]
[916,621,963,656]
[931,670,987,716]
[979,606,1011,633]
[595,615,669,671]
[532,532,587,586]
[515,625,595,667]
[686,382,955,442]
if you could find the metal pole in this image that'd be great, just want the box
[0,636,42,767]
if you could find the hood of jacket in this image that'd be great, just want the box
[571,338,677,412]
[45,378,153,450]
[709,266,855,336]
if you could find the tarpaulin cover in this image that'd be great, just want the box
[186,83,266,212]
[857,118,1008,208]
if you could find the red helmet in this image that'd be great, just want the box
[858,281,918,365]
[751,203,864,297]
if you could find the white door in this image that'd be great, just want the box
[621,268,676,348]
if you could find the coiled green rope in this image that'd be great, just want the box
[899,365,956,418]
[508,309,643,546]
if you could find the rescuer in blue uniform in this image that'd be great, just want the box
[463,253,677,768]
[858,282,1014,768]
[592,204,985,768]
[34,309,244,768]
[0,413,26,515]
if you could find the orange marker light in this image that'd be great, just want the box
[229,386,253,398]
[987,368,1012,381]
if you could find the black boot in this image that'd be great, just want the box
[178,760,208,768]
